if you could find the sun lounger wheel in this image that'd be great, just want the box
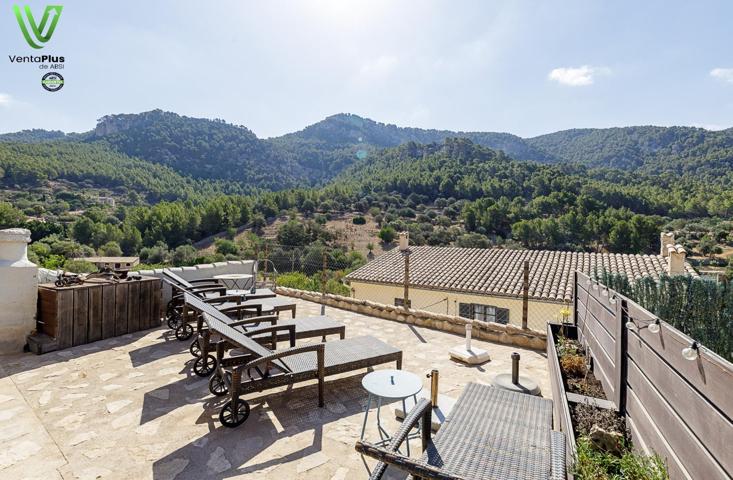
[189,338,201,357]
[175,323,194,341]
[167,314,182,330]
[220,399,250,428]
[208,372,231,396]
[193,354,216,377]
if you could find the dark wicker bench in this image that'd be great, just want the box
[183,293,346,376]
[356,382,566,480]
[191,306,401,428]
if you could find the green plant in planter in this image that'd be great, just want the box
[556,334,580,357]
[574,437,669,480]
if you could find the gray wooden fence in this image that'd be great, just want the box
[574,272,733,480]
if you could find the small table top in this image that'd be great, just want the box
[213,273,253,280]
[362,369,422,399]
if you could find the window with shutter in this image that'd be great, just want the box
[458,303,510,324]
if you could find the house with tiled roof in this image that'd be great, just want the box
[345,232,695,331]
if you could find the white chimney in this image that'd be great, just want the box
[0,228,38,354]
[399,231,410,251]
[660,232,675,257]
[667,244,687,275]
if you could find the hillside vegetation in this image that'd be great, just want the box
[0,111,731,277]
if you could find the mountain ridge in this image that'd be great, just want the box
[2,110,732,191]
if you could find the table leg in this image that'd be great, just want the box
[360,394,371,440]
[402,397,410,456]
[376,396,390,441]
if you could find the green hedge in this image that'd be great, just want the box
[597,270,733,361]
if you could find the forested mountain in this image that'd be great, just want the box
[331,138,732,250]
[0,129,73,143]
[89,110,301,190]
[0,142,245,201]
[271,113,554,181]
[527,126,733,183]
[3,111,732,191]
[0,110,732,271]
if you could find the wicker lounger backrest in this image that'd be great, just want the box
[163,269,194,289]
[183,292,273,360]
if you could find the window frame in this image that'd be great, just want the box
[458,302,509,324]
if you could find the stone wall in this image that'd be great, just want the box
[277,286,547,351]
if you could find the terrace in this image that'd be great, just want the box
[0,296,550,479]
[1,228,731,480]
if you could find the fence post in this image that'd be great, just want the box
[616,295,628,412]
[263,244,269,278]
[321,251,327,315]
[573,271,578,326]
[399,232,411,310]
[402,250,410,310]
[522,260,529,329]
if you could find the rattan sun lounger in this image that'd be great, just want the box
[356,382,566,480]
[162,269,280,340]
[183,293,345,376]
[194,308,402,428]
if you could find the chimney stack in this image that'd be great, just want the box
[667,244,687,275]
[660,232,675,257]
[399,231,410,251]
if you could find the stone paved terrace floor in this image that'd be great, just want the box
[0,298,550,480]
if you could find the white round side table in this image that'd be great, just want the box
[360,369,422,455]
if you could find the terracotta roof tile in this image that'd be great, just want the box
[345,246,697,302]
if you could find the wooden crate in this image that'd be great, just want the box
[37,276,162,350]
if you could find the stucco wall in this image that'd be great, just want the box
[350,281,564,331]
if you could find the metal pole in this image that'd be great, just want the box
[511,352,520,385]
[522,260,529,329]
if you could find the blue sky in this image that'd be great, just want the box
[1,0,732,137]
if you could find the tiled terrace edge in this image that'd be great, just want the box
[276,286,547,350]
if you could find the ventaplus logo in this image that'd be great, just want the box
[13,5,63,49]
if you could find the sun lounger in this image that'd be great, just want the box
[183,293,346,377]
[191,298,402,428]
[356,382,565,480]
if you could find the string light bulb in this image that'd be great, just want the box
[682,342,699,361]
[625,321,636,330]
[648,320,661,334]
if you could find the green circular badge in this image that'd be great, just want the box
[41,72,64,92]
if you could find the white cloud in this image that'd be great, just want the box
[548,65,610,86]
[710,68,733,83]
[0,93,12,107]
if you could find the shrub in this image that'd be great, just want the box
[214,238,239,256]
[98,241,123,257]
[276,272,319,291]
[378,226,396,244]
[63,259,98,274]
[352,216,366,225]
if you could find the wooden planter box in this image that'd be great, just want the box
[547,323,617,478]
[37,276,162,350]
